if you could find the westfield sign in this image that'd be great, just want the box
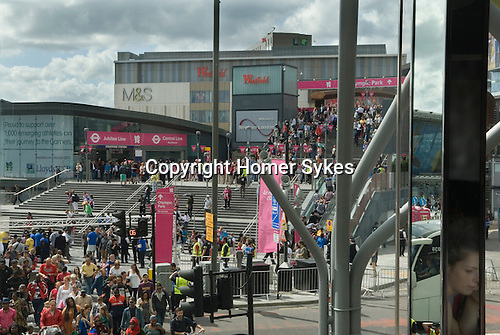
[243,74,269,84]
[197,67,227,78]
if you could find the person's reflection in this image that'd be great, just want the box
[447,218,480,335]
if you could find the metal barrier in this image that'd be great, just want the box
[486,266,500,294]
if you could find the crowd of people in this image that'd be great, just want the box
[0,227,205,335]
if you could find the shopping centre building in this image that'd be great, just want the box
[114,32,406,132]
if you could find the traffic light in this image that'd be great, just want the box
[179,266,204,317]
[112,210,126,239]
[137,218,148,237]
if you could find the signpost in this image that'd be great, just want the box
[206,212,214,242]
[155,187,174,264]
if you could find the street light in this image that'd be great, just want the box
[284,120,290,167]
[226,132,231,161]
[245,126,251,156]
[84,127,89,183]
[196,131,201,161]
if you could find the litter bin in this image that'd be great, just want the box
[277,263,292,292]
[243,262,270,295]
[293,259,318,291]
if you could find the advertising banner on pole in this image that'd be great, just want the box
[155,187,174,264]
[257,159,284,253]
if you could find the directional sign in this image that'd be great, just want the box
[206,212,214,243]
[412,196,418,206]
[326,219,333,232]
[419,197,427,206]
[271,196,280,230]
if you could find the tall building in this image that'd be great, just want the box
[114,32,405,131]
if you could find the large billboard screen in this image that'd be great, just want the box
[235,110,278,143]
[0,115,74,178]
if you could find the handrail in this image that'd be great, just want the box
[78,201,116,234]
[14,169,71,197]
[126,176,153,201]
[133,174,181,217]
[6,216,117,230]
[242,213,258,237]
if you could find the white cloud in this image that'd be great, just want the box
[0,0,417,107]
[0,49,114,106]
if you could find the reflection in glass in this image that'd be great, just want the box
[410,0,446,332]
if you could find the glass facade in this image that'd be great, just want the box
[190,90,230,103]
[0,115,74,178]
[190,110,229,123]
[233,66,283,95]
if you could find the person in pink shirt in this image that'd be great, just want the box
[0,298,17,334]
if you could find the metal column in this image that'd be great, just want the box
[334,0,358,334]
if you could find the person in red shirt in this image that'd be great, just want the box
[27,274,49,327]
[0,298,17,334]
[56,266,71,282]
[40,299,63,331]
[39,258,58,291]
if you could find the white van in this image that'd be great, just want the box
[411,219,441,324]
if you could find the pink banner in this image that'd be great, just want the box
[155,187,174,264]
[303,144,309,152]
[278,144,285,152]
[87,131,186,146]
[251,146,259,155]
[293,145,299,152]
[319,124,324,132]
[191,145,197,152]
[239,146,246,155]
[297,77,405,90]
[200,145,206,152]
[328,125,334,132]
[268,144,275,152]
[258,159,284,253]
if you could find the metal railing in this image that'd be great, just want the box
[486,266,500,294]
[7,168,71,203]
[77,201,117,234]
[241,213,258,239]
[4,216,116,230]
[126,176,153,201]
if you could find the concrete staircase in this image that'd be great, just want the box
[2,180,260,241]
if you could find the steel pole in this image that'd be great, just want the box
[393,0,405,332]
[334,0,358,334]
[349,203,409,334]
[259,152,329,335]
[210,0,220,283]
[151,204,156,285]
[84,128,89,183]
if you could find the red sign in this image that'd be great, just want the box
[155,187,174,264]
[191,145,197,152]
[297,77,405,90]
[239,146,246,155]
[87,131,187,147]
[251,146,259,155]
[293,145,299,152]
[243,74,269,84]
[197,67,227,78]
[268,144,275,152]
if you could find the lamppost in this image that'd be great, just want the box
[226,132,231,161]
[196,131,201,161]
[84,128,89,183]
[284,120,290,167]
[245,126,251,156]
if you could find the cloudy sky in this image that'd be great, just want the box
[1,0,419,109]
